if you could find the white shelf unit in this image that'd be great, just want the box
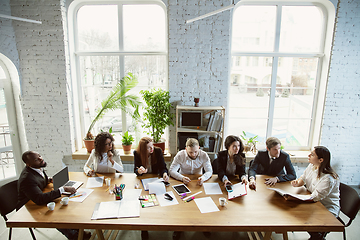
[175,105,225,155]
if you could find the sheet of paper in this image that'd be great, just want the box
[96,201,121,219]
[69,188,94,202]
[123,189,142,200]
[157,191,179,207]
[228,183,247,199]
[141,177,160,191]
[86,176,104,188]
[194,197,220,214]
[148,182,166,195]
[203,183,222,195]
[117,198,140,218]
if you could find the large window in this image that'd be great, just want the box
[69,1,167,149]
[229,1,334,150]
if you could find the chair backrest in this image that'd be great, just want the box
[339,182,360,225]
[0,180,18,220]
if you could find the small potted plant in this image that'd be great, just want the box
[121,131,134,154]
[140,88,174,152]
[240,131,258,154]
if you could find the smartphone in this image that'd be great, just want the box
[225,184,233,192]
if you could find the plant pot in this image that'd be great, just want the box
[153,141,165,153]
[122,144,132,154]
[84,139,95,153]
[244,145,251,152]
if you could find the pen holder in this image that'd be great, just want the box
[115,189,122,200]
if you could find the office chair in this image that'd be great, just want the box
[337,182,360,240]
[0,180,36,240]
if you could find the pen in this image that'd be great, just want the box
[183,191,202,202]
[186,197,195,202]
[69,194,83,199]
[86,164,94,172]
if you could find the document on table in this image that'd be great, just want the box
[86,176,104,188]
[111,162,123,173]
[148,182,166,195]
[203,183,222,195]
[157,191,179,207]
[69,188,94,202]
[194,197,220,213]
[92,189,142,219]
[141,177,162,191]
[228,183,247,200]
[268,188,313,201]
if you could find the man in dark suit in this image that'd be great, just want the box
[248,137,296,190]
[17,151,90,240]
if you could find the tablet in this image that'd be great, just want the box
[172,184,191,195]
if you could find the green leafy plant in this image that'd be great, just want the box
[85,72,141,140]
[240,131,259,153]
[140,88,174,143]
[121,131,134,146]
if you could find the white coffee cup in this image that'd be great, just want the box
[60,197,69,206]
[105,178,111,186]
[47,202,55,211]
[219,197,228,207]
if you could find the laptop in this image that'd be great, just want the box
[53,167,83,194]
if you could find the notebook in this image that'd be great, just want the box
[53,166,83,194]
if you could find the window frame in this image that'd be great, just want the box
[230,0,335,150]
[68,0,168,151]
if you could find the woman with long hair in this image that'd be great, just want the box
[290,146,340,240]
[133,137,169,181]
[216,135,248,186]
[84,132,123,175]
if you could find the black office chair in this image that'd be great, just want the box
[337,182,360,240]
[0,180,36,240]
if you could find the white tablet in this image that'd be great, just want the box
[172,184,191,195]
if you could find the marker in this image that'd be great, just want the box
[183,191,202,202]
[186,197,195,202]
[69,194,82,199]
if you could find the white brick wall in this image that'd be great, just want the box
[321,0,360,185]
[1,0,359,184]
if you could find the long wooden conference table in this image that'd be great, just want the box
[7,172,343,240]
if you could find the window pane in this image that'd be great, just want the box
[272,119,311,147]
[279,6,323,52]
[77,5,119,51]
[232,6,276,52]
[0,87,16,180]
[123,5,166,51]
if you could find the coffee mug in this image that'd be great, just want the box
[105,178,111,187]
[60,197,69,206]
[219,197,228,207]
[47,202,55,211]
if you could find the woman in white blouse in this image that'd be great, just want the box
[290,146,340,240]
[84,132,123,176]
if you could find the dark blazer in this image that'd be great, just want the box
[134,147,168,177]
[17,166,61,210]
[217,150,246,182]
[248,150,296,182]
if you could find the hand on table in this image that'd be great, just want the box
[64,186,76,194]
[182,176,191,185]
[241,177,248,185]
[224,179,231,186]
[138,166,148,175]
[249,179,256,190]
[197,177,204,186]
[163,172,169,182]
[264,177,278,186]
[86,170,95,176]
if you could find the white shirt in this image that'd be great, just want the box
[84,149,124,175]
[169,149,213,182]
[300,163,340,217]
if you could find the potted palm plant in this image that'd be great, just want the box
[140,88,174,152]
[121,131,134,154]
[240,131,258,154]
[83,72,141,153]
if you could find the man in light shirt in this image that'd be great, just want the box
[170,138,213,185]
[248,137,296,190]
